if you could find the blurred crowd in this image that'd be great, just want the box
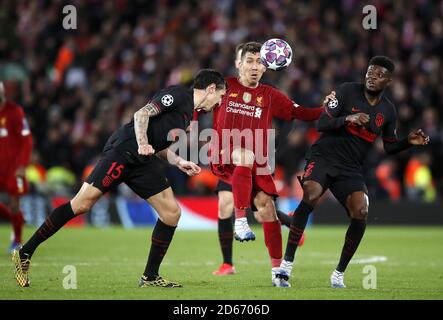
[0,0,441,202]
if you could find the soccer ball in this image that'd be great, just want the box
[260,38,293,71]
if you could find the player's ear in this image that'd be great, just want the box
[386,76,393,86]
[206,83,216,94]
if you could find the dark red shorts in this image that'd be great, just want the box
[0,175,28,196]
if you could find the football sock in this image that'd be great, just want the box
[232,166,252,218]
[336,218,366,272]
[276,209,292,228]
[21,202,76,259]
[218,216,234,265]
[263,220,282,267]
[284,201,313,262]
[11,210,25,243]
[144,219,176,280]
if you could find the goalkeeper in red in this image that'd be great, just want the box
[209,42,330,284]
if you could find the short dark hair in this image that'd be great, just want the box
[193,69,226,90]
[240,42,262,60]
[235,43,245,55]
[369,56,395,72]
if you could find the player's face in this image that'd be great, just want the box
[196,86,226,113]
[238,52,266,86]
[365,65,392,92]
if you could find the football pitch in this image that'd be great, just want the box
[1,225,442,300]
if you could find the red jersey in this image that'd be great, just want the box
[0,101,33,177]
[211,77,322,165]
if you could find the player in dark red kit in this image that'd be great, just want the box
[13,69,226,288]
[275,56,430,288]
[210,42,332,285]
[0,81,33,253]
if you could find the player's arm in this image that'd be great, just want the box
[317,84,369,131]
[133,103,159,155]
[157,147,201,176]
[382,110,429,154]
[270,88,324,121]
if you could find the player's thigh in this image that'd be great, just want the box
[124,157,171,202]
[146,187,181,226]
[85,149,128,195]
[301,159,330,205]
[330,178,369,219]
[71,182,104,215]
[253,191,277,222]
[345,191,369,220]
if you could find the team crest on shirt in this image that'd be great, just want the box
[375,112,384,127]
[243,92,252,103]
[256,96,263,106]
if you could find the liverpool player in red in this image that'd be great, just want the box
[210,42,331,284]
[0,81,33,253]
[212,43,304,276]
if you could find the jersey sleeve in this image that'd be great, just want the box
[324,83,348,118]
[317,83,350,131]
[270,87,323,121]
[148,87,181,116]
[270,88,296,120]
[381,105,398,142]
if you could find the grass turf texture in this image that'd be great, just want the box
[0,225,442,300]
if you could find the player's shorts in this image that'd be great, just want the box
[211,163,278,209]
[85,148,170,199]
[0,175,28,196]
[214,179,232,194]
[302,157,368,209]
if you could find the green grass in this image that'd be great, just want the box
[0,225,442,300]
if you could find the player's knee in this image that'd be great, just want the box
[71,199,94,215]
[303,188,321,206]
[162,202,181,225]
[351,206,368,220]
[302,185,321,206]
[232,149,254,168]
[254,193,276,222]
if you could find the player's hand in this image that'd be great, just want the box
[177,159,201,176]
[323,91,336,106]
[408,129,430,146]
[345,113,370,126]
[15,166,26,178]
[138,143,155,156]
